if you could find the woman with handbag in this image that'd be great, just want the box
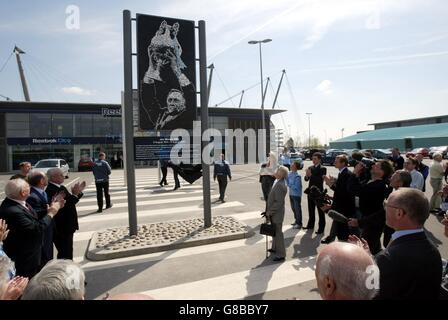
[265,166,289,262]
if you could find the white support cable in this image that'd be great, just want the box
[284,73,307,142]
[26,54,106,102]
[214,70,284,108]
[214,68,236,108]
[268,80,288,135]
[23,59,56,102]
[25,58,66,102]
[0,52,13,74]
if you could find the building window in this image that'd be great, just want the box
[6,113,30,137]
[30,113,52,137]
[52,114,73,137]
[110,117,122,136]
[93,114,112,137]
[74,114,93,136]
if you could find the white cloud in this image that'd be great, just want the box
[299,50,448,72]
[61,86,95,96]
[315,80,333,95]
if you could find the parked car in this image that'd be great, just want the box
[361,149,392,159]
[289,147,305,159]
[406,147,429,158]
[304,148,326,160]
[78,157,95,172]
[322,150,347,166]
[33,159,70,178]
[429,146,448,159]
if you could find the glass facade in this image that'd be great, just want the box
[5,111,122,170]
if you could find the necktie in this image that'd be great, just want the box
[25,203,38,219]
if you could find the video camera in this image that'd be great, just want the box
[348,152,376,169]
[304,185,332,208]
[348,152,376,182]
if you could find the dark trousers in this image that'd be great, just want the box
[326,220,351,241]
[217,175,228,200]
[95,181,111,209]
[160,164,168,184]
[306,196,326,232]
[289,195,302,226]
[54,230,74,260]
[261,176,275,201]
[173,167,180,187]
[41,221,55,267]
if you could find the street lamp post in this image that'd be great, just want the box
[341,128,345,138]
[249,39,272,153]
[306,113,312,148]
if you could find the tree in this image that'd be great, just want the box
[285,137,294,148]
[310,136,322,147]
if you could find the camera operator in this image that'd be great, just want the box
[347,160,394,254]
[349,151,375,184]
[303,152,327,234]
[321,155,356,243]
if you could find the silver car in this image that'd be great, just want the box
[33,159,70,178]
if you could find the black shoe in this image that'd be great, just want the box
[159,181,163,187]
[315,230,324,235]
[321,237,334,244]
[273,257,285,262]
[164,182,168,186]
[105,204,113,209]
[173,186,180,191]
[267,249,276,253]
[96,209,102,213]
[302,226,314,230]
[221,199,226,203]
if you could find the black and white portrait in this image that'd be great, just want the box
[137,15,196,131]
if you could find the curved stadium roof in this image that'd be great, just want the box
[334,123,448,143]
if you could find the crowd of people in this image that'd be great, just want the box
[1,147,447,300]
[260,148,448,299]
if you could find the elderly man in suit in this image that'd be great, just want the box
[46,168,86,260]
[265,165,289,262]
[350,188,442,300]
[315,242,378,300]
[0,179,63,278]
[26,170,55,267]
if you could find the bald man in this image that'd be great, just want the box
[315,242,378,300]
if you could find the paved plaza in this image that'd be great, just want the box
[1,160,446,300]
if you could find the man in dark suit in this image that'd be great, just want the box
[26,171,55,267]
[0,178,63,278]
[350,188,442,300]
[321,155,356,243]
[303,152,327,234]
[347,160,394,254]
[46,168,86,260]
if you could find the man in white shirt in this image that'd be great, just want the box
[404,157,424,191]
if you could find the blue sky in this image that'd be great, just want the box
[0,0,447,145]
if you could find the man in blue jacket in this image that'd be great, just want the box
[287,161,303,229]
[92,152,112,213]
[214,154,232,203]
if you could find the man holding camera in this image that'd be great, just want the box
[303,152,327,234]
[347,160,394,254]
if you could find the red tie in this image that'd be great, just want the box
[25,203,38,219]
